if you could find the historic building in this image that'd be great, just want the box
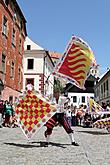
[94,69,110,105]
[0,0,27,102]
[23,37,54,95]
[64,74,97,107]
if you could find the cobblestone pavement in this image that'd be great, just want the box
[0,125,110,165]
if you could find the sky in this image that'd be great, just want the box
[17,0,110,75]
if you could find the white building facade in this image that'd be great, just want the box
[68,92,94,107]
[23,37,54,95]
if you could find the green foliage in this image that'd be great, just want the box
[54,78,64,93]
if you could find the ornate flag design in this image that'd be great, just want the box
[87,97,104,114]
[93,117,110,132]
[53,36,96,89]
[15,90,56,140]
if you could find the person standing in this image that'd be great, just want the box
[44,89,79,147]
[0,99,4,128]
[71,105,77,126]
[66,105,72,126]
[3,101,14,127]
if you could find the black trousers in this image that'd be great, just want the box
[45,113,73,136]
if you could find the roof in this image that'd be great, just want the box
[87,74,97,81]
[45,51,55,67]
[98,69,110,82]
[49,51,62,59]
[15,0,26,22]
[14,0,27,35]
[24,37,44,50]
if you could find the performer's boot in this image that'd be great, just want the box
[68,133,79,146]
[45,134,50,146]
[43,131,50,147]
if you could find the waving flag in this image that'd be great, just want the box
[93,117,110,132]
[87,97,104,114]
[15,90,56,140]
[53,36,96,89]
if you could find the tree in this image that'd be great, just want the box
[54,78,64,93]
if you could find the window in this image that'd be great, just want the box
[13,9,17,22]
[104,82,105,93]
[18,68,21,83]
[12,28,16,46]
[95,69,97,74]
[19,39,22,53]
[72,96,77,103]
[9,96,13,103]
[82,96,85,103]
[10,62,14,78]
[27,59,34,69]
[27,45,31,50]
[1,54,6,74]
[26,78,34,86]
[4,0,9,6]
[2,16,7,36]
[20,21,23,30]
[101,85,103,94]
[106,80,108,90]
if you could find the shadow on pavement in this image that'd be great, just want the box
[31,141,68,148]
[4,142,42,148]
[4,141,68,148]
[76,130,109,135]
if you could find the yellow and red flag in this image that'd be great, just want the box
[53,36,96,89]
[87,97,104,114]
[93,117,110,132]
[15,90,56,140]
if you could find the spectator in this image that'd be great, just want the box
[3,101,14,127]
[71,105,77,126]
[0,99,4,128]
[66,105,72,126]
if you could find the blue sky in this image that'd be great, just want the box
[17,0,110,75]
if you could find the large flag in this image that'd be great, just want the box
[87,97,110,115]
[93,117,110,132]
[15,90,56,140]
[53,35,96,89]
[87,97,104,114]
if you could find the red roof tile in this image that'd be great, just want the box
[49,51,62,59]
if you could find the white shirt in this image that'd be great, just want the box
[51,95,68,113]
[26,84,33,91]
[66,110,72,117]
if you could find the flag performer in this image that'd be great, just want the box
[44,89,79,147]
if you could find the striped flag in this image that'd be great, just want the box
[87,97,104,114]
[53,36,96,89]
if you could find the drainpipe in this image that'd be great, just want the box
[43,52,47,95]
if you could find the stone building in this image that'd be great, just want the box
[94,69,110,105]
[0,0,27,102]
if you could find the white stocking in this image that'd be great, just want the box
[68,133,75,143]
[46,135,50,143]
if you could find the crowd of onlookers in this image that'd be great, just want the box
[0,99,18,128]
[65,102,110,128]
[0,97,110,129]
